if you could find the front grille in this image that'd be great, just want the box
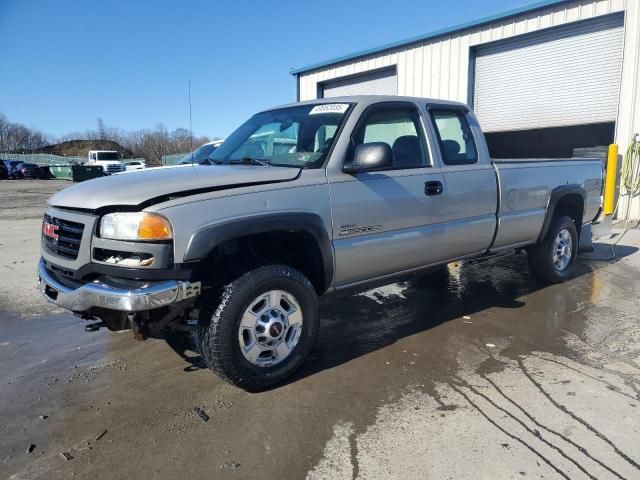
[43,214,85,260]
[105,164,123,173]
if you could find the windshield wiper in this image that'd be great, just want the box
[229,157,271,167]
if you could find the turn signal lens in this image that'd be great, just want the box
[138,214,172,240]
[100,213,172,241]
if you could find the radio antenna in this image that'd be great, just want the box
[188,79,193,153]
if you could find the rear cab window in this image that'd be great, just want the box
[429,109,478,166]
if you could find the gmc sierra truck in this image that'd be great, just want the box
[38,96,603,391]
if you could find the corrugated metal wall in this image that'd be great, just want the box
[297,0,625,103]
[321,68,398,98]
[615,0,640,220]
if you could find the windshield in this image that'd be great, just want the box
[180,143,218,164]
[208,103,352,168]
[97,152,120,161]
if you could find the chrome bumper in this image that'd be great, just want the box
[37,259,200,312]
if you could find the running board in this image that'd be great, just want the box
[465,248,517,266]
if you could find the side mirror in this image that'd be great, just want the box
[342,142,393,173]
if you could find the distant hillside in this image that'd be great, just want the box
[31,139,135,158]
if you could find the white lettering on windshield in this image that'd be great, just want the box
[309,104,349,115]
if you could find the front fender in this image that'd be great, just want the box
[182,212,334,292]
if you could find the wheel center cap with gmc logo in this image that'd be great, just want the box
[269,322,283,338]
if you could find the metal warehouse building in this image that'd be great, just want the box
[291,0,640,219]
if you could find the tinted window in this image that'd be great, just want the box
[351,104,428,169]
[430,110,477,165]
[97,152,120,160]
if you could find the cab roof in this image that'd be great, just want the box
[262,95,468,113]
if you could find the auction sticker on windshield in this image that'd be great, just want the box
[309,104,349,115]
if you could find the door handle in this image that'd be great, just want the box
[424,181,443,196]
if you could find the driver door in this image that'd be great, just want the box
[328,102,450,286]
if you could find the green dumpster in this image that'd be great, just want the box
[49,165,73,180]
[72,165,105,182]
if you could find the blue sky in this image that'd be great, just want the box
[1,0,527,139]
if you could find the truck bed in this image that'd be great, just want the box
[490,157,603,251]
[492,157,603,163]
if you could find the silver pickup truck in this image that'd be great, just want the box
[38,96,603,390]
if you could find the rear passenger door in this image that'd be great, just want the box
[329,102,449,286]
[425,105,497,257]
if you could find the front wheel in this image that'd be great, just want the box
[527,215,578,283]
[198,264,319,391]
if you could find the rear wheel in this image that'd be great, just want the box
[527,215,577,283]
[198,264,319,391]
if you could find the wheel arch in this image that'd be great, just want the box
[538,185,586,242]
[184,212,334,294]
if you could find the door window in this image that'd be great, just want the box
[430,110,478,165]
[351,104,428,169]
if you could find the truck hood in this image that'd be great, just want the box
[49,164,301,210]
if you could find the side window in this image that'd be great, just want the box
[351,104,428,169]
[430,110,478,165]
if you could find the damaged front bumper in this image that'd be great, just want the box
[37,259,200,313]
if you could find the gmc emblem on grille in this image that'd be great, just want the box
[43,222,59,241]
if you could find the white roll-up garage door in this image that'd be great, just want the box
[473,13,624,132]
[321,68,397,98]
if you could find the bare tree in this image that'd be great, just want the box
[96,118,107,140]
[0,111,213,165]
[0,113,49,152]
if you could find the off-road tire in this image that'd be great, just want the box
[527,215,578,284]
[198,264,319,392]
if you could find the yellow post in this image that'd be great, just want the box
[603,143,618,215]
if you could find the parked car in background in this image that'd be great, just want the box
[0,162,8,179]
[3,159,23,179]
[179,140,224,165]
[124,160,146,171]
[86,150,125,174]
[16,162,45,179]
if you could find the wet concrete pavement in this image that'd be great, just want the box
[1,181,640,479]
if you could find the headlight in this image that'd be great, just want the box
[100,213,172,241]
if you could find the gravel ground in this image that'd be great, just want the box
[0,180,69,316]
[0,180,639,480]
